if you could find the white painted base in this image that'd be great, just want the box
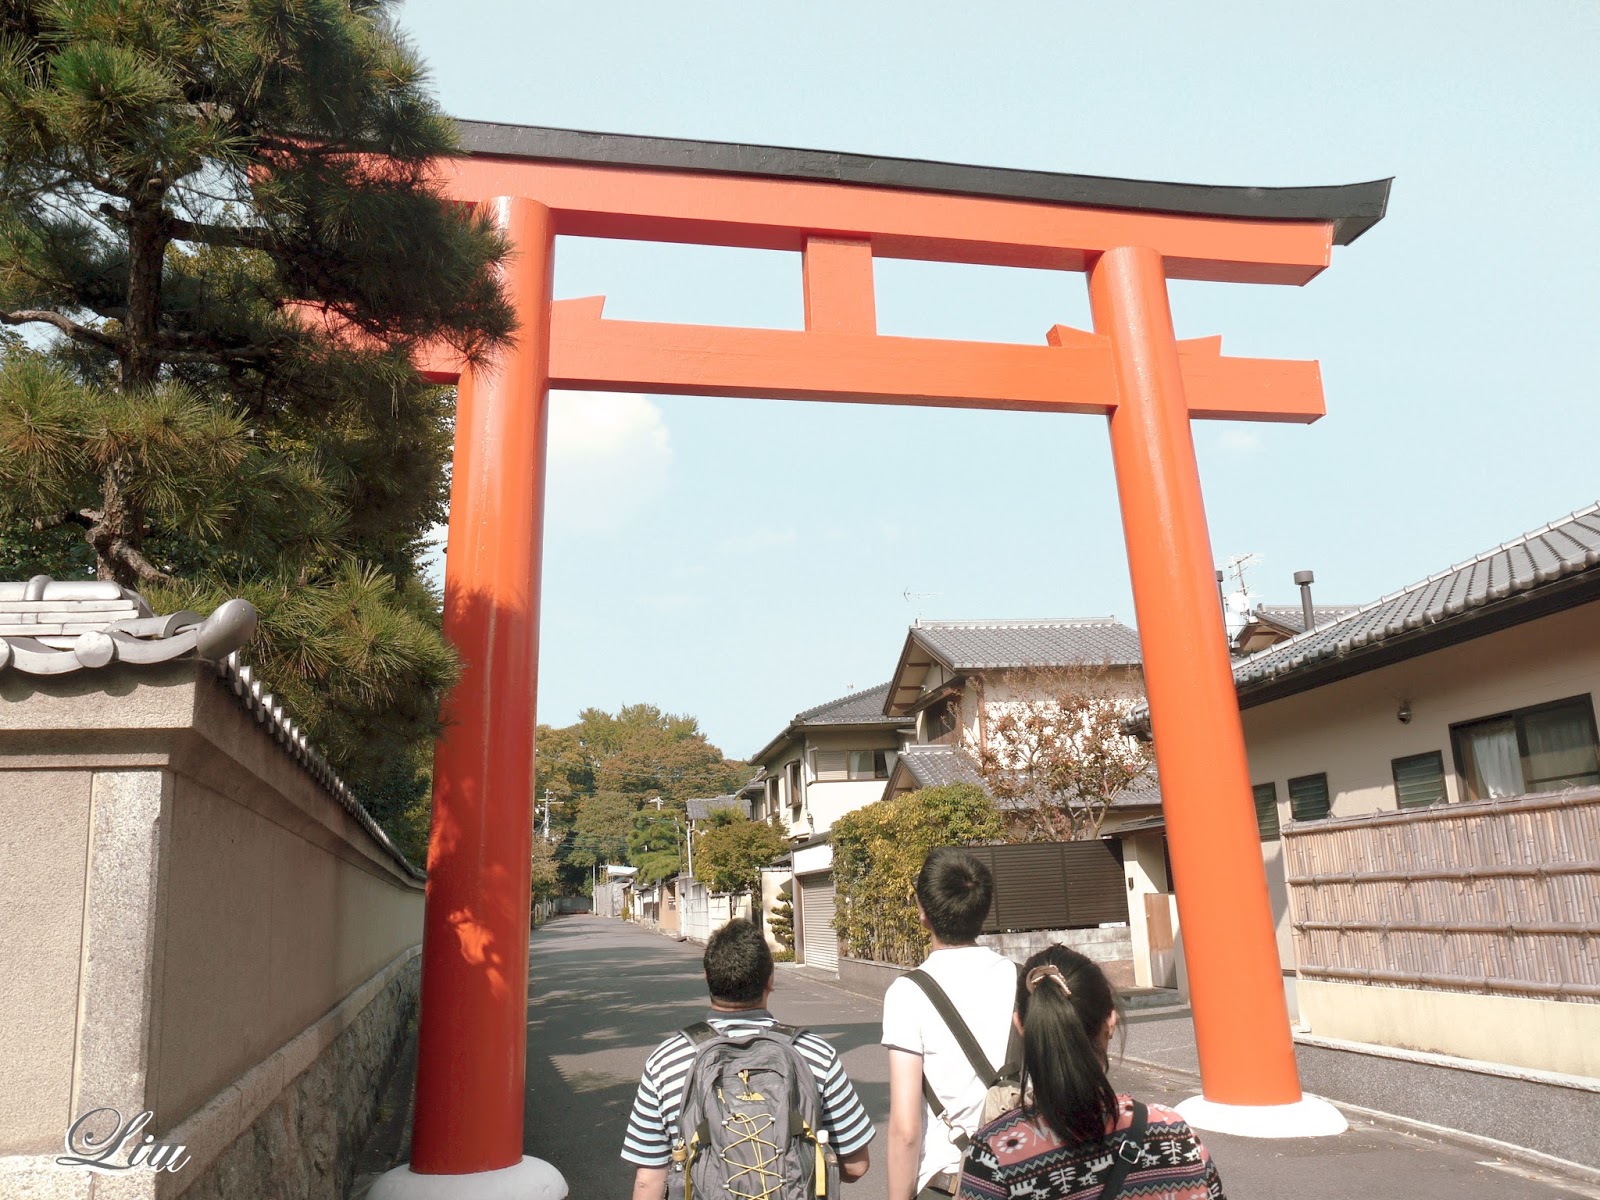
[1175,1094,1348,1138]
[367,1157,567,1200]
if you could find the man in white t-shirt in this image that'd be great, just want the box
[881,848,1017,1199]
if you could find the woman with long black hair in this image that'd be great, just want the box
[957,945,1226,1199]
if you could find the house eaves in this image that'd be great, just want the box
[1128,503,1600,729]
[750,682,912,765]
[885,619,1144,717]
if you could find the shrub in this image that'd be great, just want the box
[832,783,1001,967]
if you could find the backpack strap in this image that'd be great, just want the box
[904,970,1011,1152]
[1094,1100,1148,1200]
[905,970,1004,1086]
[682,1021,719,1047]
[767,1021,806,1042]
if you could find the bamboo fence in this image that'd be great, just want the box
[1283,787,1600,1002]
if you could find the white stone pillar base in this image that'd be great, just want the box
[367,1157,567,1200]
[1175,1094,1348,1138]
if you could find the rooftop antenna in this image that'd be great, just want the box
[903,587,942,621]
[1222,552,1262,598]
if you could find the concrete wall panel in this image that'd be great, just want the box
[0,770,91,1154]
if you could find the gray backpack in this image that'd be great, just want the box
[668,1021,841,1200]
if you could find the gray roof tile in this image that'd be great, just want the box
[687,793,750,821]
[795,682,903,726]
[1248,604,1361,636]
[896,745,1160,813]
[1231,504,1600,691]
[1115,504,1600,730]
[899,745,990,792]
[912,619,1142,670]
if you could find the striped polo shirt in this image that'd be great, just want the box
[621,1010,876,1168]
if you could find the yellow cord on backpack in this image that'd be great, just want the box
[815,1128,830,1199]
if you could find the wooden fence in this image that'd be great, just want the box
[963,840,1127,934]
[1283,787,1600,1002]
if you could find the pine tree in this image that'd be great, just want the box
[0,0,514,857]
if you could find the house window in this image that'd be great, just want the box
[923,699,958,745]
[786,760,803,811]
[812,749,892,781]
[1451,695,1600,802]
[1391,751,1446,809]
[1287,773,1331,822]
[1251,782,1281,841]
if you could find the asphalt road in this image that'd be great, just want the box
[524,917,1599,1200]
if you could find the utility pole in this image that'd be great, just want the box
[539,788,553,842]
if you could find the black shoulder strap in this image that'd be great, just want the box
[1095,1100,1148,1200]
[904,970,1002,1086]
[767,1021,805,1043]
[682,1021,719,1047]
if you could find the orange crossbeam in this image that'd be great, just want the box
[435,157,1335,285]
[420,298,1322,423]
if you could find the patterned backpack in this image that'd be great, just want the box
[668,1022,841,1200]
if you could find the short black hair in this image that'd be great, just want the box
[915,847,994,943]
[703,919,774,1004]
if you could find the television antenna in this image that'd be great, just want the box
[1221,552,1262,597]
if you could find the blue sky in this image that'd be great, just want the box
[395,1,1600,760]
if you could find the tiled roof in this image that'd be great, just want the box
[899,745,990,792]
[895,745,1160,812]
[1128,504,1600,728]
[0,576,256,675]
[1249,604,1361,636]
[751,682,913,764]
[795,682,902,725]
[687,793,749,821]
[911,619,1142,670]
[1232,504,1600,693]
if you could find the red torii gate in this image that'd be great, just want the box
[374,123,1390,1198]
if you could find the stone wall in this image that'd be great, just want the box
[836,926,1136,1002]
[981,927,1136,989]
[179,954,420,1200]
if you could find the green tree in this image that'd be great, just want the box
[534,703,751,895]
[627,804,685,886]
[0,0,513,855]
[694,812,788,896]
[529,839,559,912]
[768,886,795,954]
[564,790,637,874]
[832,783,1001,967]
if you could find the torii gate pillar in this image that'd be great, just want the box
[1091,246,1336,1129]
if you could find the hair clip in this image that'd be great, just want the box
[1025,964,1072,997]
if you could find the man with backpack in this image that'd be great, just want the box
[881,848,1018,1200]
[623,919,875,1199]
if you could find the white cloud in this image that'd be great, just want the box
[422,390,672,589]
[1216,428,1264,455]
[546,390,673,536]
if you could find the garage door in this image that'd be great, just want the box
[799,873,838,972]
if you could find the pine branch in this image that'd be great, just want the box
[29,511,98,532]
[0,309,121,352]
[163,214,273,252]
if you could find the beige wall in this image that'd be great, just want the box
[0,771,92,1154]
[1243,602,1600,967]
[0,660,424,1160]
[154,770,423,1124]
[1298,979,1600,1077]
[1120,831,1169,989]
